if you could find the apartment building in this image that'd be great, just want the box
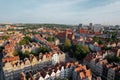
[3,51,66,80]
[19,62,92,80]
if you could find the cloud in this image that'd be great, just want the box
[0,0,120,25]
[79,0,120,25]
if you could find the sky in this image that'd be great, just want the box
[0,0,120,25]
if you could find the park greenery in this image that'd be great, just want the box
[105,32,118,42]
[59,38,90,60]
[38,46,50,54]
[109,32,117,41]
[93,36,105,45]
[13,46,50,59]
[101,46,112,50]
[46,37,55,42]
[13,50,29,59]
[1,36,9,40]
[69,44,90,60]
[19,36,32,45]
[12,24,72,29]
[93,32,118,45]
[106,54,120,63]
[59,38,71,52]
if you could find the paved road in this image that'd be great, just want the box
[65,52,76,62]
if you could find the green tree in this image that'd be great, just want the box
[64,38,71,47]
[1,36,9,40]
[38,46,50,54]
[24,50,30,58]
[15,50,23,59]
[75,45,89,60]
[47,37,56,42]
[111,32,117,42]
[82,46,90,55]
[98,40,104,45]
[106,32,118,43]
[47,37,53,42]
[19,36,32,45]
[30,50,38,56]
[18,50,30,59]
[101,46,111,50]
[106,38,113,42]
[13,51,19,56]
[24,36,32,42]
[63,38,71,52]
[106,54,120,63]
[69,44,90,60]
[93,36,99,42]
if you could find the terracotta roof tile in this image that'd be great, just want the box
[86,69,91,77]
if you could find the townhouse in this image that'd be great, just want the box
[3,34,23,57]
[19,62,92,80]
[20,42,40,53]
[84,51,120,80]
[3,51,66,80]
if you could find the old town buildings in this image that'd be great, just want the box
[84,50,120,80]
[3,51,66,80]
[0,23,120,80]
[19,62,92,80]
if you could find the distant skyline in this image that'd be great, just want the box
[0,0,120,25]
